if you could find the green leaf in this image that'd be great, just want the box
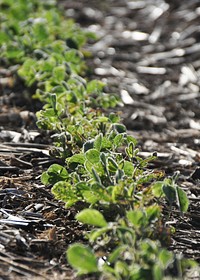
[53,65,66,82]
[146,205,160,222]
[162,185,176,204]
[114,260,129,275]
[113,134,123,148]
[49,93,57,113]
[151,182,164,198]
[91,168,102,184]
[158,249,173,268]
[100,152,107,166]
[176,186,189,213]
[127,210,144,227]
[6,47,24,59]
[67,153,85,165]
[113,123,126,134]
[18,57,35,71]
[94,133,103,151]
[41,164,68,185]
[123,160,134,176]
[115,169,124,182]
[85,149,100,164]
[101,137,112,149]
[126,135,137,145]
[109,112,120,123]
[87,80,104,93]
[153,264,163,280]
[75,182,90,193]
[66,91,78,103]
[89,227,110,242]
[76,209,108,227]
[40,171,49,185]
[108,157,118,172]
[108,246,127,264]
[33,22,48,41]
[67,244,98,274]
[125,142,135,158]
[0,31,9,44]
[82,190,99,204]
[52,181,77,206]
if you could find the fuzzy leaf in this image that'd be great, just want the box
[52,181,77,207]
[41,164,68,185]
[158,249,173,268]
[113,123,126,134]
[67,153,85,165]
[113,134,123,148]
[152,182,164,198]
[127,210,144,227]
[89,227,110,242]
[91,168,102,184]
[176,186,189,213]
[67,244,98,274]
[85,149,100,164]
[94,134,103,151]
[108,157,118,172]
[109,112,120,123]
[162,185,176,204]
[109,246,127,264]
[87,80,104,93]
[123,160,134,176]
[53,65,66,82]
[126,135,137,145]
[76,209,108,227]
[153,264,163,280]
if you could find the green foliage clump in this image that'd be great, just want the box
[0,0,198,279]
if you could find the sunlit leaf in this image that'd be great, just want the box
[146,205,160,221]
[113,134,123,148]
[87,80,104,93]
[91,168,102,184]
[108,157,118,172]
[52,181,77,206]
[53,65,66,82]
[67,153,85,165]
[127,210,144,227]
[158,249,173,268]
[109,112,120,123]
[85,149,100,164]
[151,182,164,198]
[126,135,137,145]
[108,246,127,264]
[176,186,189,213]
[41,164,68,185]
[123,160,134,176]
[153,264,163,280]
[67,244,98,274]
[88,227,110,242]
[94,133,103,151]
[76,209,108,227]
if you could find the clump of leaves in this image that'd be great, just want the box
[152,171,189,214]
[1,0,197,279]
[0,0,94,65]
[67,208,197,280]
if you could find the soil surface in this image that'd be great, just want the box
[0,0,200,279]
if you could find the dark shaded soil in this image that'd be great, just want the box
[0,0,200,279]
